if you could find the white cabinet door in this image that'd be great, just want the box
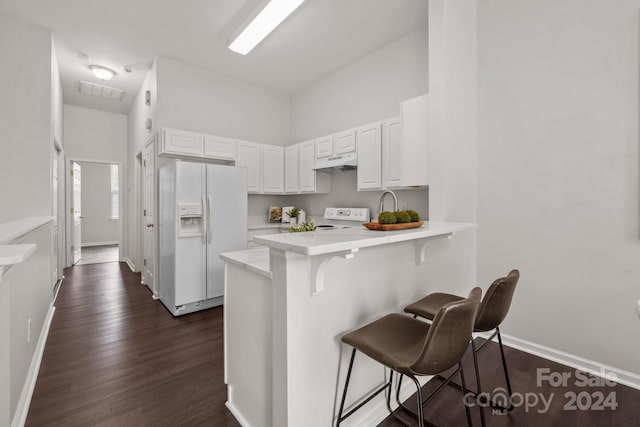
[236,141,262,193]
[299,141,330,193]
[383,118,403,188]
[334,129,356,154]
[204,135,236,161]
[357,122,382,191]
[399,94,429,187]
[263,144,284,194]
[315,135,333,158]
[163,128,203,156]
[299,141,316,192]
[285,144,299,193]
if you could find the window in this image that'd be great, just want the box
[110,164,119,219]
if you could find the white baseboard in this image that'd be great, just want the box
[11,304,56,427]
[123,257,137,272]
[225,401,253,427]
[487,332,640,391]
[81,241,118,247]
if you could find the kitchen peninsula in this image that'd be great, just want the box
[221,221,476,427]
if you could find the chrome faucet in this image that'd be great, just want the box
[378,190,398,214]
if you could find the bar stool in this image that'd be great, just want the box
[336,288,482,427]
[404,270,520,413]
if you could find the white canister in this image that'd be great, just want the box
[298,209,306,224]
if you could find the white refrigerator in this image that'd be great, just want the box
[159,161,247,316]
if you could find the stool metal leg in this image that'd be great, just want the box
[409,375,425,427]
[458,362,474,427]
[336,348,357,426]
[471,339,487,427]
[336,348,394,426]
[496,327,515,412]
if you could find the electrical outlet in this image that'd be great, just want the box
[636,299,640,319]
[27,318,32,343]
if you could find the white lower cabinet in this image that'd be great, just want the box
[236,141,263,193]
[285,144,299,193]
[356,122,382,191]
[263,145,284,193]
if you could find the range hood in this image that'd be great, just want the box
[313,152,357,173]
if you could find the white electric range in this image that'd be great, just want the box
[316,207,370,230]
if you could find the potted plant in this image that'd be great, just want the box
[287,207,300,226]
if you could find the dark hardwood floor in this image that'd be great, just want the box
[378,338,640,427]
[26,261,640,426]
[25,262,240,427]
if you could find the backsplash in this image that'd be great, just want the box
[248,171,429,224]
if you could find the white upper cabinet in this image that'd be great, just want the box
[162,128,236,162]
[400,94,428,187]
[163,128,203,156]
[315,135,333,158]
[204,135,236,161]
[334,129,357,154]
[236,141,263,193]
[262,144,284,194]
[285,144,299,193]
[382,117,403,188]
[381,94,429,188]
[357,122,382,191]
[299,140,330,193]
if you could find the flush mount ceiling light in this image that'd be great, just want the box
[228,0,305,55]
[89,65,116,81]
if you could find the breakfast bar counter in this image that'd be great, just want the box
[221,221,477,427]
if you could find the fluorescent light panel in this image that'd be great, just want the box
[229,0,305,55]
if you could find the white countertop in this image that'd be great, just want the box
[0,216,55,244]
[248,223,288,231]
[220,247,272,279]
[0,244,37,266]
[253,221,477,256]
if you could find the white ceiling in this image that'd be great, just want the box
[0,0,428,115]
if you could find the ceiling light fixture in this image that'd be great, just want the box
[228,0,305,55]
[89,65,116,81]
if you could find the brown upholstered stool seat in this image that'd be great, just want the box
[404,292,463,323]
[336,288,482,427]
[342,313,431,376]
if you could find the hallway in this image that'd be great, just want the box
[25,262,239,426]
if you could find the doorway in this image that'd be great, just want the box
[67,159,123,266]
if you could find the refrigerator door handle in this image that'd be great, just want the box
[201,194,207,243]
[207,194,213,244]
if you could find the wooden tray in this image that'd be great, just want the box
[362,221,425,231]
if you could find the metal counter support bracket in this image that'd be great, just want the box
[414,233,453,265]
[309,248,359,295]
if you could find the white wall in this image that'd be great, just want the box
[64,105,126,262]
[125,59,157,270]
[64,105,127,162]
[0,16,52,222]
[289,173,429,221]
[477,0,640,374]
[78,162,119,245]
[287,26,430,221]
[290,26,428,142]
[155,56,291,145]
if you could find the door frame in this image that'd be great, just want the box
[141,138,158,297]
[65,157,124,267]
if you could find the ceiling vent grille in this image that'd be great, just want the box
[79,80,125,101]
